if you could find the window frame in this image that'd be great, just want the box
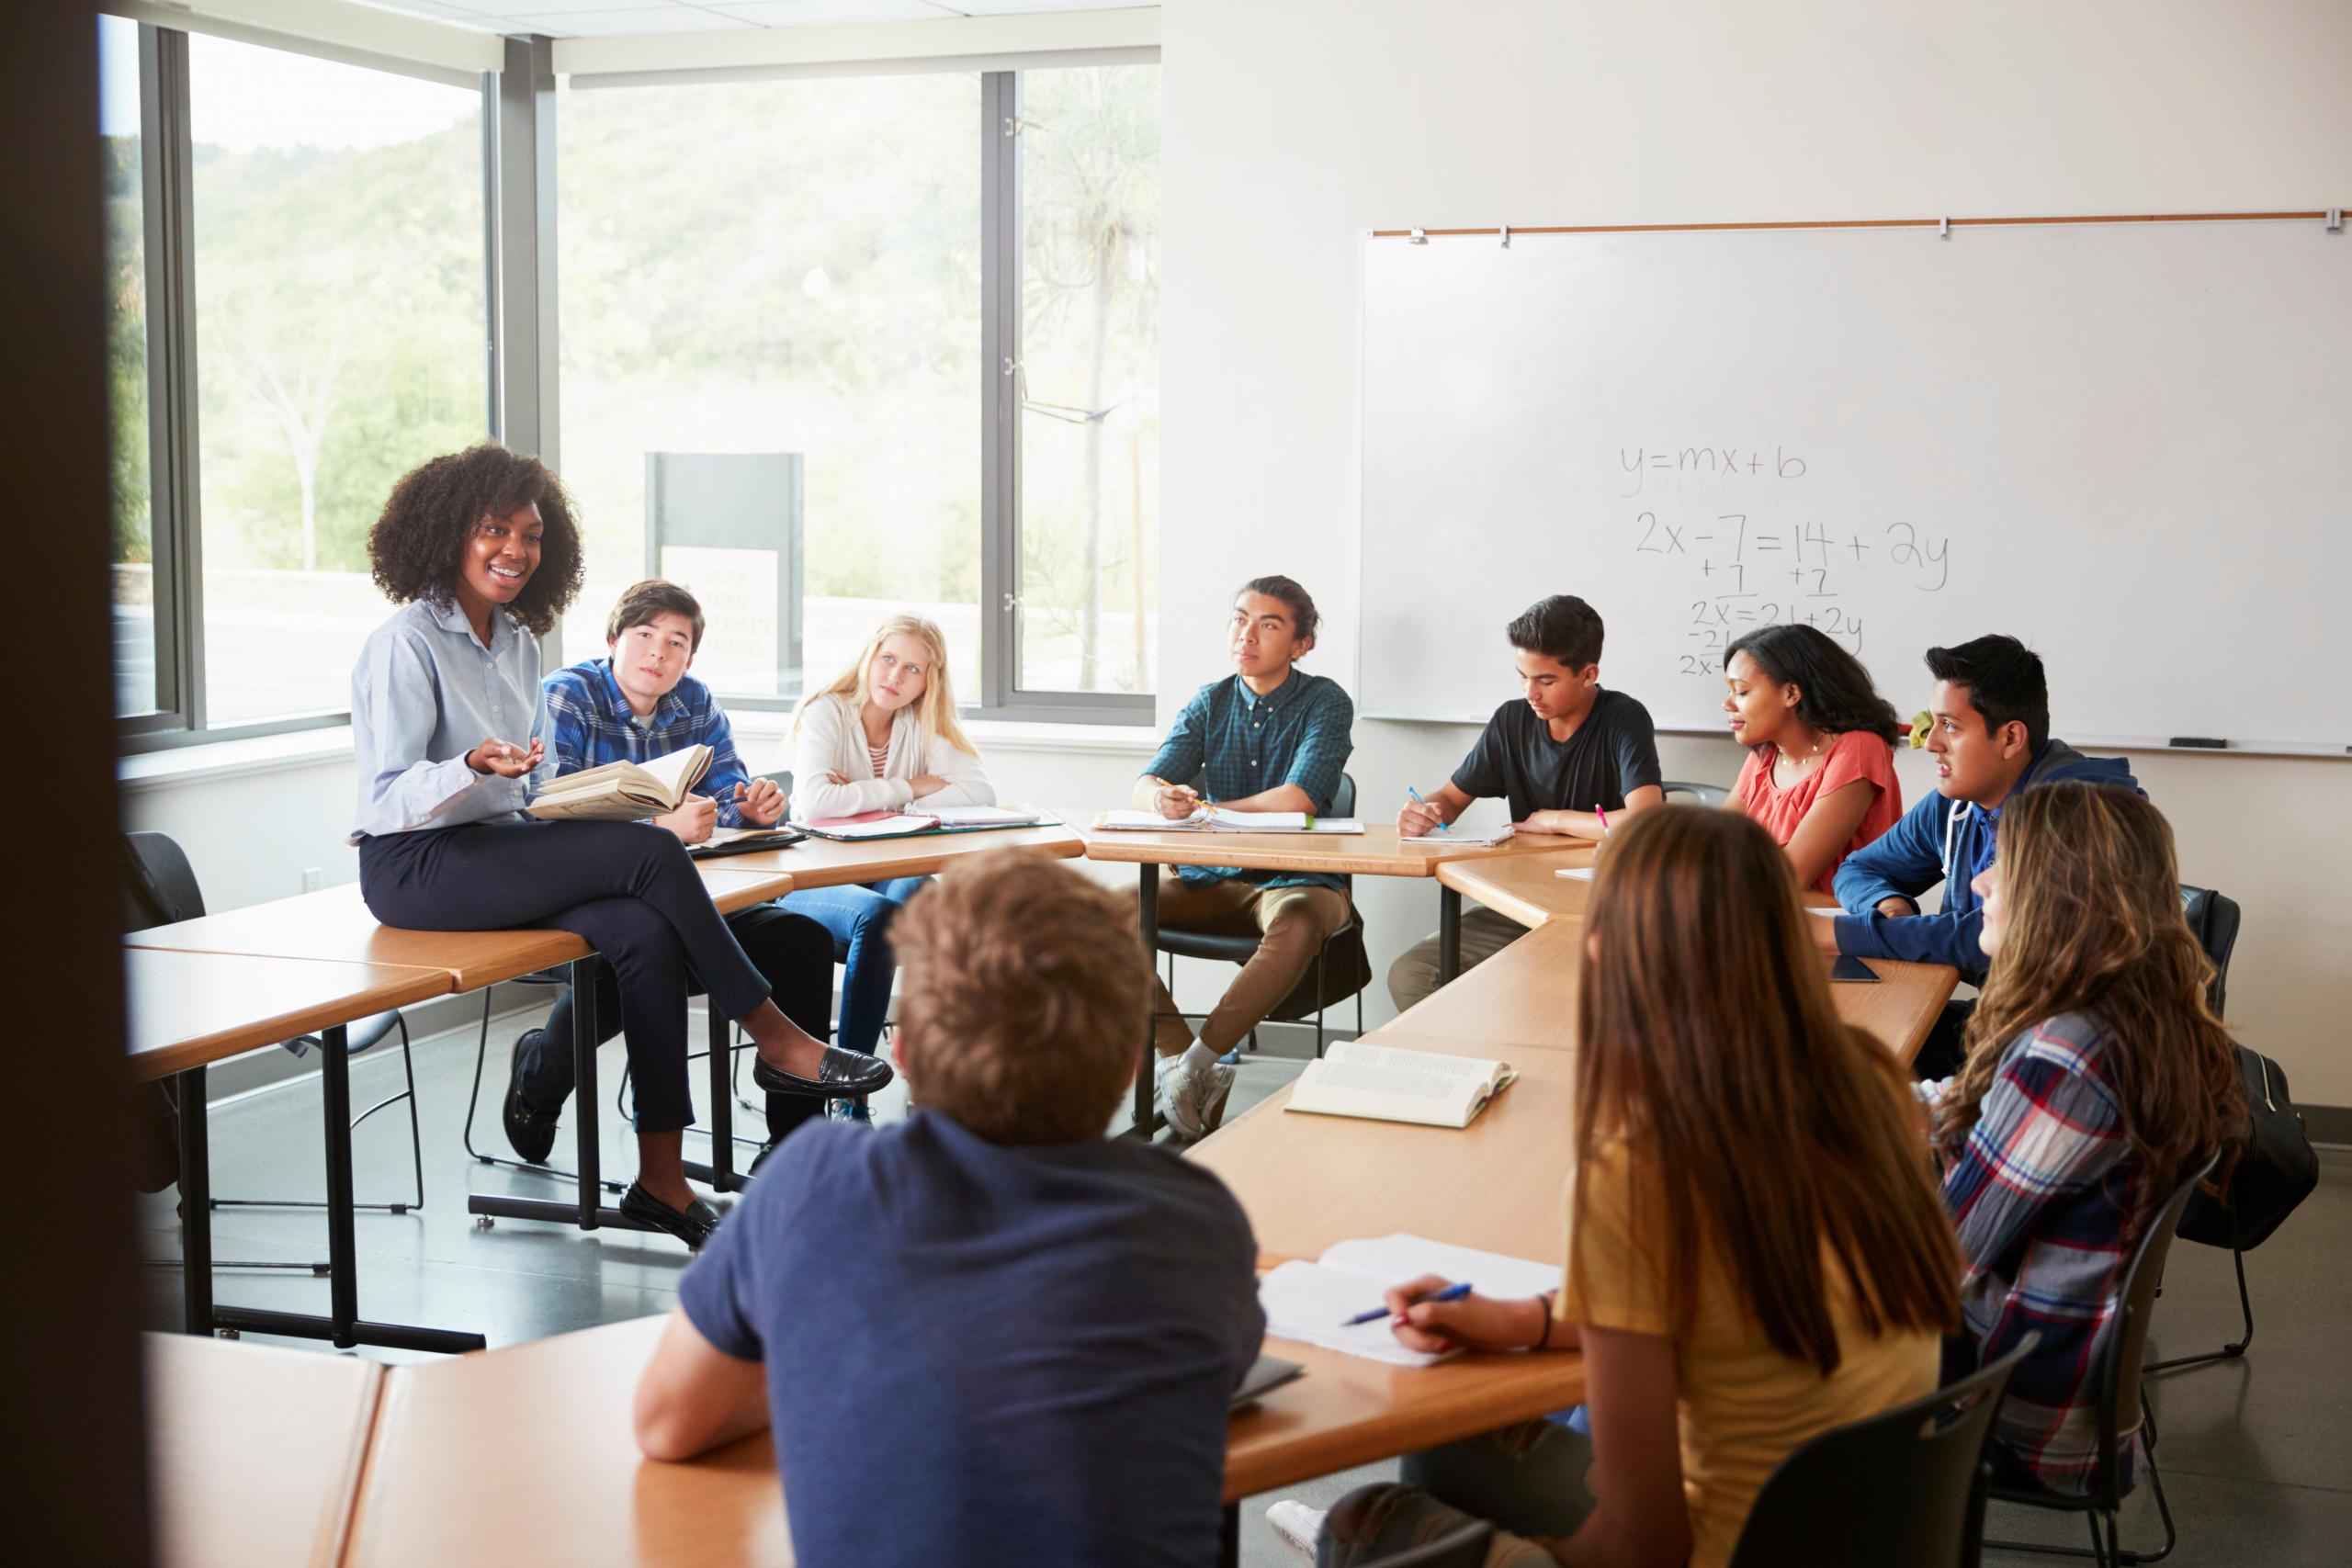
[113,17,499,754]
[117,32,1155,751]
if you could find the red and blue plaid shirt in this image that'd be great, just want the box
[1936,1010,2146,1495]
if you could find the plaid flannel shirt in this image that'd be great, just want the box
[1939,1010,2146,1495]
[1143,670,1354,891]
[542,657,759,829]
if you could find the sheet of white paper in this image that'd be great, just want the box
[1257,1261,1451,1367]
[1555,867,1596,880]
[1317,1235,1561,1300]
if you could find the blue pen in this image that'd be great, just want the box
[1343,1280,1473,1326]
[1405,784,1449,835]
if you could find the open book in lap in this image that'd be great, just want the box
[526,744,712,822]
[1260,1234,1558,1367]
[1285,1040,1518,1129]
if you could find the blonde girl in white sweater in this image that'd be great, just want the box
[782,618,996,1083]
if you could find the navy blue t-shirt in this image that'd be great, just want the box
[679,1111,1264,1567]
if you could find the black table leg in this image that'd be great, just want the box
[1131,863,1162,1138]
[467,954,654,1235]
[318,1021,360,1342]
[176,1065,212,1335]
[198,1027,484,1354]
[693,998,741,1192]
[1438,886,1463,985]
[1218,1501,1240,1568]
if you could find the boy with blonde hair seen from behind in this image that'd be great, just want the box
[633,850,1264,1568]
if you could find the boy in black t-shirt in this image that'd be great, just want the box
[1388,595,1664,1009]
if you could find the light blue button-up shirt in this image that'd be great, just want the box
[348,598,552,841]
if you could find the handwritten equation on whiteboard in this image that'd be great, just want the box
[1617,446,1953,678]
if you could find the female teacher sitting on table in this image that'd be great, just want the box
[1720,623,1905,895]
[1304,807,1960,1568]
[348,443,889,1247]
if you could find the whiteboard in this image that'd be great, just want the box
[1357,220,2352,751]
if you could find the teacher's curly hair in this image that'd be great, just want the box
[367,443,585,637]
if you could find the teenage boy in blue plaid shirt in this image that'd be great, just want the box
[502,581,839,1167]
[1131,576,1354,1139]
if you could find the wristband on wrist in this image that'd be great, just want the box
[1526,1292,1556,1351]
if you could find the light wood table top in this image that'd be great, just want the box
[714,818,1083,888]
[1376,922,1589,1053]
[146,1332,384,1568]
[1078,821,1573,879]
[1227,1337,1584,1499]
[123,863,794,992]
[1193,1032,1579,1265]
[123,948,455,1082]
[344,1309,1584,1561]
[1434,842,1600,927]
[347,1315,792,1568]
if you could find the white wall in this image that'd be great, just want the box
[122,719,1157,909]
[1159,0,2352,1103]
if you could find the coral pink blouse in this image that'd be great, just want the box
[1730,730,1903,894]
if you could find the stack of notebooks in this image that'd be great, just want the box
[788,806,1048,841]
[1093,806,1364,835]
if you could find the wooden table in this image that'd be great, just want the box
[343,1311,1585,1568]
[146,1332,384,1568]
[124,948,480,1354]
[1433,842,1599,929]
[347,1315,791,1568]
[717,818,1084,888]
[130,863,799,1238]
[1193,946,1955,1265]
[1077,824,1571,1130]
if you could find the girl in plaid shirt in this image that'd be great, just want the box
[1930,782,2243,1494]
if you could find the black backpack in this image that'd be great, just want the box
[2177,1045,2319,1251]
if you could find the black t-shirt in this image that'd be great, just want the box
[1452,688,1664,822]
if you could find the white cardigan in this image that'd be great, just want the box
[788,693,996,819]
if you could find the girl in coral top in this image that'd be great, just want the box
[1721,624,1905,894]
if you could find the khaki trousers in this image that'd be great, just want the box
[1385,906,1528,1013]
[1139,877,1353,1055]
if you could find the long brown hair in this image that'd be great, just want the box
[1936,783,2244,1200]
[1572,807,1960,1373]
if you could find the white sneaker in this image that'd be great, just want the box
[1155,1054,1236,1140]
[1266,1499,1325,1561]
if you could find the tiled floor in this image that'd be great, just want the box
[139,1009,2352,1565]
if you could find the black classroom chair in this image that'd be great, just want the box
[1984,1150,2221,1568]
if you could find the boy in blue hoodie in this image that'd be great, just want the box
[1825,635,2141,1075]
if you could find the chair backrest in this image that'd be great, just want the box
[2178,886,2240,1015]
[1352,1516,1495,1568]
[2095,1149,2220,1494]
[123,830,207,928]
[1727,1335,2038,1568]
[1661,779,1730,807]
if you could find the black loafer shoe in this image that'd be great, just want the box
[619,1180,719,1249]
[752,1043,894,1099]
[503,1029,561,1165]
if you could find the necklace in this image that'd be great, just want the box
[1775,729,1827,784]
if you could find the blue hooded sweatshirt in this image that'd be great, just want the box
[1831,739,2143,983]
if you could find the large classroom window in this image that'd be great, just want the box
[113,22,1157,748]
[187,34,487,729]
[557,72,986,703]
[560,64,1159,717]
[107,15,488,746]
[1011,64,1160,701]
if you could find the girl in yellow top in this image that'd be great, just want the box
[1312,807,1961,1568]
